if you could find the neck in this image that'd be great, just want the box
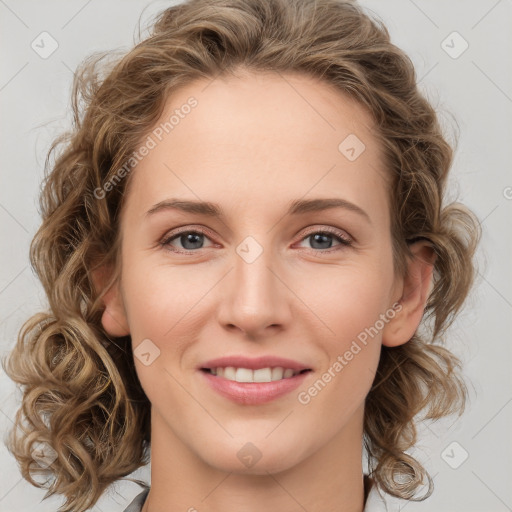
[142,404,366,512]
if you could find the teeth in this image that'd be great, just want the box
[210,366,303,383]
[253,368,272,382]
[236,368,254,382]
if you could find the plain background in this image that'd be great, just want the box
[0,0,510,510]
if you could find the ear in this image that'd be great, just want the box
[382,241,436,347]
[91,265,130,337]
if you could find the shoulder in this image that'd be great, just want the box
[123,487,149,512]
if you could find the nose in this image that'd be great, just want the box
[216,240,293,339]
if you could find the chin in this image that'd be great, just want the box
[199,436,310,475]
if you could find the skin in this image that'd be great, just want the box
[94,69,434,512]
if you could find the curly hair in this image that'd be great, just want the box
[2,0,480,510]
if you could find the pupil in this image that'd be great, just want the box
[311,233,332,249]
[182,233,203,250]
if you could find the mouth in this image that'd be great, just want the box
[197,355,313,404]
[199,366,313,405]
[200,367,312,383]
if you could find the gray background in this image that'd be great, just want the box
[0,0,511,510]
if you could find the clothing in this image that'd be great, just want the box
[122,475,397,512]
[123,487,149,512]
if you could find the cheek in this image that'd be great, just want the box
[121,257,211,394]
[122,262,198,406]
[121,256,196,337]
[296,269,386,419]
[297,259,394,340]
[296,257,393,394]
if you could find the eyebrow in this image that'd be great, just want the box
[145,197,371,223]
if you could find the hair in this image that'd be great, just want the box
[2,0,481,510]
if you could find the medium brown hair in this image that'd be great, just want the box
[3,0,480,510]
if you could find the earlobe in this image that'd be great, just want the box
[91,265,130,337]
[382,242,436,348]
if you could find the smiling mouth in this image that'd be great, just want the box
[200,367,312,383]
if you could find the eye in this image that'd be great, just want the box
[296,227,353,252]
[160,226,353,254]
[161,228,215,253]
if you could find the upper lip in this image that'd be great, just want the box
[199,355,312,371]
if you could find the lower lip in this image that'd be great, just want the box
[199,370,311,405]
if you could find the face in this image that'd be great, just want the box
[101,70,419,475]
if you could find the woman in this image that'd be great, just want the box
[3,0,480,511]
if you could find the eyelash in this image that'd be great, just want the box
[160,226,353,254]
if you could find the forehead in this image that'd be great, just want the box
[123,70,389,225]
